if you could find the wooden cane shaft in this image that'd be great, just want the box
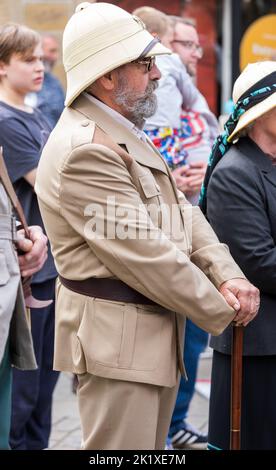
[230,324,244,450]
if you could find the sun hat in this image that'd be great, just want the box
[63,2,171,106]
[228,61,276,142]
[199,61,276,215]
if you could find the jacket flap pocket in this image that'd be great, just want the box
[139,174,160,199]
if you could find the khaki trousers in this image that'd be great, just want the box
[77,373,180,450]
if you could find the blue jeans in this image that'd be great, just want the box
[169,319,208,436]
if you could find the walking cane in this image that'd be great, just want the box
[230,323,244,450]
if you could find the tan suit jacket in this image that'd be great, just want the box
[35,94,244,387]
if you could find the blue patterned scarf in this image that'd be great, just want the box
[199,71,276,215]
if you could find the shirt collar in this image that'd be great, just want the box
[83,93,147,143]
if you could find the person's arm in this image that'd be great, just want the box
[178,76,219,146]
[176,188,259,325]
[174,53,218,140]
[17,225,48,277]
[58,143,258,334]
[24,168,37,187]
[174,54,202,109]
[207,159,276,295]
[0,117,40,185]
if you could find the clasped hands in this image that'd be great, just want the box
[172,161,207,196]
[219,278,260,326]
[17,225,48,277]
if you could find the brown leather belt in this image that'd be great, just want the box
[59,275,157,305]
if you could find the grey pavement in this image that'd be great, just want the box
[49,373,81,450]
[49,350,212,450]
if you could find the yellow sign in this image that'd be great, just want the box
[240,14,276,70]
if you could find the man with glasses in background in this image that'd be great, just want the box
[171,16,219,172]
[172,18,203,77]
[36,3,259,450]
[166,16,220,450]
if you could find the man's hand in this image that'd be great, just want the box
[185,161,207,192]
[172,164,190,193]
[219,278,260,326]
[172,161,207,196]
[17,226,48,277]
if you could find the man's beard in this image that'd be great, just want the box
[114,72,158,128]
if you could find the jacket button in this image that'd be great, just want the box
[81,120,90,127]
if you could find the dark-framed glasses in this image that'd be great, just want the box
[172,40,203,58]
[132,55,156,72]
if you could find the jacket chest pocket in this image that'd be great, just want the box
[138,173,162,228]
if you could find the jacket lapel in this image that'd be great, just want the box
[238,137,276,189]
[71,94,168,175]
[262,167,276,189]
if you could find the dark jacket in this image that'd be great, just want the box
[207,137,276,355]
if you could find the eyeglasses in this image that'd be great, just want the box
[132,55,156,72]
[172,40,203,58]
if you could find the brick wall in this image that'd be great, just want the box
[0,0,218,112]
[181,0,218,113]
[0,0,96,87]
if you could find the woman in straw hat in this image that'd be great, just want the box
[200,61,276,449]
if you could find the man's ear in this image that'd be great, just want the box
[98,70,117,91]
[0,61,7,78]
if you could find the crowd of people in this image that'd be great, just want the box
[1,1,275,451]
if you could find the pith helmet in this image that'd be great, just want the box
[63,2,170,106]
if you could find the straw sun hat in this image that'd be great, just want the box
[63,2,171,106]
[228,61,276,142]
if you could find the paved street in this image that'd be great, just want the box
[49,350,212,450]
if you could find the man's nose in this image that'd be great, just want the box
[192,47,202,59]
[149,63,161,80]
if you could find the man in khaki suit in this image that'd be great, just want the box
[35,2,259,450]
